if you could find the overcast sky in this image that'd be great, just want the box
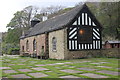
[0,0,118,32]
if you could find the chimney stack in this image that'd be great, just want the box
[42,13,48,21]
[31,19,40,27]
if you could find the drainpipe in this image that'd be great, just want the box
[45,32,49,59]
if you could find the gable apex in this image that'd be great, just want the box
[71,4,102,28]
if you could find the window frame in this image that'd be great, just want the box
[52,37,57,52]
[33,39,37,51]
[22,46,24,52]
[26,40,29,51]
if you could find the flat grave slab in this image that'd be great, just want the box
[17,64,25,65]
[60,69,82,73]
[0,67,11,70]
[73,61,84,63]
[35,64,46,66]
[29,61,37,64]
[82,61,91,63]
[69,66,76,68]
[90,63,100,65]
[63,65,71,67]
[60,76,89,80]
[11,74,31,78]
[99,62,109,64]
[96,70,119,76]
[3,70,17,74]
[29,72,48,78]
[117,68,120,70]
[55,63,65,65]
[8,64,15,66]
[63,62,72,64]
[77,68,97,71]
[96,66,112,68]
[80,73,108,78]
[46,71,53,72]
[59,75,80,78]
[31,67,49,71]
[18,69,32,72]
[46,64,57,66]
[55,67,61,69]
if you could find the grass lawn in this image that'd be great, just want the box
[1,55,119,80]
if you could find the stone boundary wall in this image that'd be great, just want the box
[65,48,120,59]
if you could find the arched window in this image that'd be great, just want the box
[26,40,29,51]
[52,37,57,51]
[22,46,24,52]
[33,39,37,51]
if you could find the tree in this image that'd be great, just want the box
[4,28,22,44]
[87,2,119,40]
[7,6,39,28]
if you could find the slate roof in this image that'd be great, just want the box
[20,3,102,39]
[106,40,120,44]
[20,4,86,39]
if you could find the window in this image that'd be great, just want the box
[42,46,44,50]
[26,40,29,51]
[33,39,37,51]
[78,27,92,44]
[22,46,24,52]
[52,37,57,51]
[41,46,44,55]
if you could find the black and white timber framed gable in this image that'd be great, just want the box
[67,4,102,50]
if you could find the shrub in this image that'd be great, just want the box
[2,43,19,54]
[8,48,20,55]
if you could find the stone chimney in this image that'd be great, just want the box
[42,13,48,21]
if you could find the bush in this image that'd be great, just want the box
[2,43,19,54]
[8,48,20,55]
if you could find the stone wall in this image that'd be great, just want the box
[20,34,46,56]
[65,49,120,59]
[48,29,65,59]
[36,34,46,56]
[101,48,120,58]
[20,36,35,55]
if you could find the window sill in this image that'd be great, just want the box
[52,50,57,52]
